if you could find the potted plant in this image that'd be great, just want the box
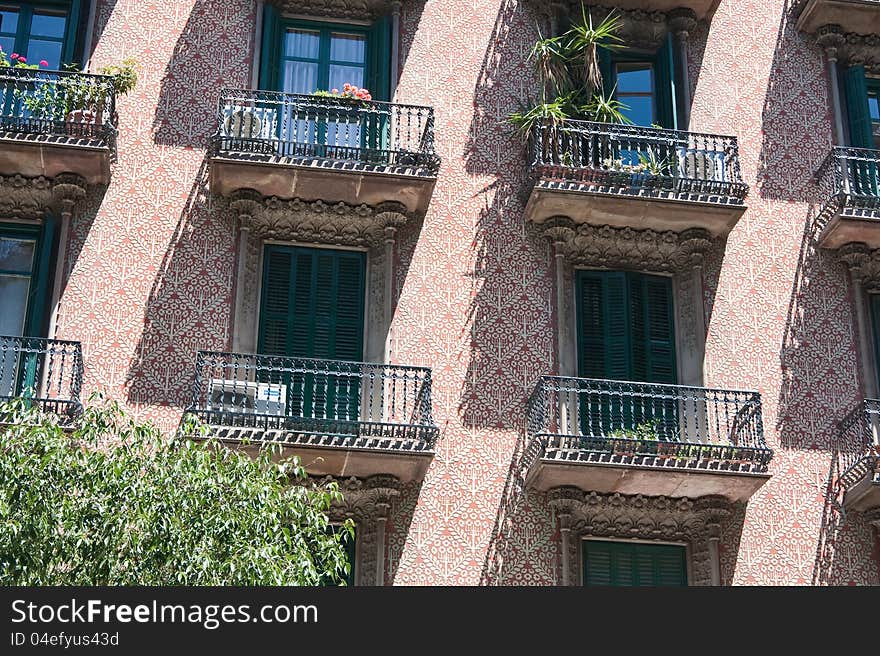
[508,5,631,163]
[64,58,138,134]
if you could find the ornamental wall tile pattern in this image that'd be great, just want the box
[47,0,880,584]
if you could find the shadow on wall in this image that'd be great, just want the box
[123,158,237,414]
[767,2,858,450]
[150,0,257,148]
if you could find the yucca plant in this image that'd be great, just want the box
[564,5,624,96]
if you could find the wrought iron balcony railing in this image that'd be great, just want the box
[0,335,83,423]
[527,376,771,473]
[837,399,880,492]
[817,146,880,211]
[0,66,116,144]
[530,119,748,203]
[209,89,439,175]
[187,350,438,449]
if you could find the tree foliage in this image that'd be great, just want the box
[0,397,354,585]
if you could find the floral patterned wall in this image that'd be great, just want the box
[55,0,879,584]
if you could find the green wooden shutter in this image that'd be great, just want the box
[643,275,676,384]
[258,247,294,356]
[259,4,282,90]
[576,271,676,384]
[62,0,82,65]
[845,65,873,149]
[367,16,391,102]
[599,48,613,97]
[583,540,687,586]
[26,215,55,338]
[871,295,880,393]
[259,247,366,422]
[654,34,677,130]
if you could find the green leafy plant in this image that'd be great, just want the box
[0,395,354,585]
[637,148,671,176]
[509,4,630,143]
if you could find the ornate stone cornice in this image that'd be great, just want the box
[266,0,392,22]
[548,488,735,585]
[227,189,412,248]
[0,173,88,219]
[837,242,880,291]
[540,216,713,272]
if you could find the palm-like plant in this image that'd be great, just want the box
[509,3,630,143]
[565,6,624,97]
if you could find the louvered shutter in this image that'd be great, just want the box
[845,65,873,148]
[259,247,366,422]
[259,4,282,90]
[583,541,687,586]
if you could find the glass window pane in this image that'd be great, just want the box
[0,238,35,273]
[0,35,13,54]
[25,39,62,69]
[282,60,318,94]
[329,64,364,92]
[330,33,365,64]
[0,275,30,336]
[869,93,880,121]
[284,29,319,59]
[616,64,653,94]
[619,95,654,126]
[0,8,20,37]
[29,10,67,38]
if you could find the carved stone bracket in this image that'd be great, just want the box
[837,242,880,292]
[540,216,714,272]
[864,507,880,531]
[315,474,401,586]
[548,488,734,586]
[227,189,412,249]
[0,173,87,219]
[815,24,880,71]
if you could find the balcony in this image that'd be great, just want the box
[208,90,440,214]
[0,67,116,184]
[816,147,880,249]
[0,335,83,425]
[797,0,880,36]
[186,351,438,482]
[525,120,748,236]
[525,376,772,501]
[837,399,880,512]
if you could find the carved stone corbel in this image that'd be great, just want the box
[838,242,880,291]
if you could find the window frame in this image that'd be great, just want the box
[0,219,55,338]
[0,1,82,69]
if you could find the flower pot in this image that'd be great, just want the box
[65,108,103,137]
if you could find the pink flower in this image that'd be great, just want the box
[10,53,19,60]
[18,56,26,63]
[39,60,48,67]
[331,88,338,94]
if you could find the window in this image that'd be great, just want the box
[258,246,366,421]
[576,270,677,438]
[576,270,676,385]
[0,222,52,337]
[0,221,53,398]
[583,540,688,586]
[260,10,390,100]
[0,2,80,70]
[601,35,676,129]
[842,67,880,193]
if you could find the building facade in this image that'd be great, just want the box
[1,0,879,584]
